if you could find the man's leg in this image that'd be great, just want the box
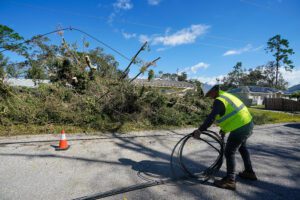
[224,131,243,181]
[237,122,257,180]
[226,121,254,179]
[238,141,257,180]
[214,133,241,190]
[214,121,254,189]
[239,141,253,172]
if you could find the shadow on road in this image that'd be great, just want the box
[236,178,300,199]
[0,153,123,165]
[1,125,299,199]
[119,158,173,180]
[284,123,300,129]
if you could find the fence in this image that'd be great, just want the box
[265,98,300,111]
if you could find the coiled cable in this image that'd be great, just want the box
[74,130,225,200]
[170,130,224,183]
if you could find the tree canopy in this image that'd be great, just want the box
[265,34,294,87]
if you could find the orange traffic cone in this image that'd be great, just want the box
[55,130,70,151]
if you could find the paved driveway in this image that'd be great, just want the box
[0,123,299,200]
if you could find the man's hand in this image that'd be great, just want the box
[192,129,202,139]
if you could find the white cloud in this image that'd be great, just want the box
[148,0,161,6]
[122,31,136,39]
[109,0,133,24]
[252,45,264,51]
[193,75,225,85]
[180,62,209,74]
[141,24,210,47]
[191,67,299,87]
[108,13,116,24]
[139,34,150,43]
[113,0,133,10]
[223,44,252,56]
[156,47,169,52]
[280,67,300,86]
[223,44,263,56]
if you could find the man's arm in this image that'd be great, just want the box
[199,99,225,131]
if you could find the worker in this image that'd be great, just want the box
[193,85,257,190]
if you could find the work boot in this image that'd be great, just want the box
[214,176,236,190]
[238,170,258,180]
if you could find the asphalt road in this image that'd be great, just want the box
[0,123,299,200]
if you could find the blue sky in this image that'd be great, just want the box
[1,0,300,86]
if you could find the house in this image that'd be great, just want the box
[132,79,195,96]
[228,86,283,106]
[4,78,50,88]
[132,79,194,89]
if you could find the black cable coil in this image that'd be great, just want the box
[170,130,225,183]
[74,130,225,200]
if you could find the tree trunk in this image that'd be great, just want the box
[275,60,279,87]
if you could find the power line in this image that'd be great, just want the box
[0,27,131,61]
[71,27,131,61]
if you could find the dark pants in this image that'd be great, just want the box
[224,121,254,180]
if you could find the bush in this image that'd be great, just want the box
[0,77,212,135]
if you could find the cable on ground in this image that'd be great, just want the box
[74,130,225,200]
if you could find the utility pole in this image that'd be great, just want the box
[130,57,161,83]
[120,42,148,80]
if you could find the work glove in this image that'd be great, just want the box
[192,129,202,139]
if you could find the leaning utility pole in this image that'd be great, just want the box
[120,41,148,80]
[130,57,161,83]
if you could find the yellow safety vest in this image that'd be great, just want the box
[215,90,252,133]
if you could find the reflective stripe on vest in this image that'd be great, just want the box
[216,95,245,123]
[215,91,252,133]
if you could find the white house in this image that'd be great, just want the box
[228,86,283,106]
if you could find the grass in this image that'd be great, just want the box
[1,80,299,137]
[249,108,300,125]
[1,108,299,137]
[0,124,96,137]
[0,122,195,137]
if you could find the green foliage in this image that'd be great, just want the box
[221,61,288,90]
[290,91,300,100]
[0,24,25,54]
[160,72,178,81]
[148,69,155,81]
[249,108,300,125]
[0,53,7,80]
[5,63,21,78]
[222,62,245,90]
[0,78,213,135]
[178,72,187,82]
[266,35,295,86]
[26,60,47,84]
[188,80,204,97]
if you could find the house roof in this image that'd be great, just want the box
[228,86,281,94]
[132,79,194,88]
[4,78,50,88]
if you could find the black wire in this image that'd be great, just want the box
[173,130,224,181]
[73,130,225,200]
[0,27,131,62]
[70,27,131,61]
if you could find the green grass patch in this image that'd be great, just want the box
[0,124,97,137]
[2,80,299,137]
[249,108,300,125]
